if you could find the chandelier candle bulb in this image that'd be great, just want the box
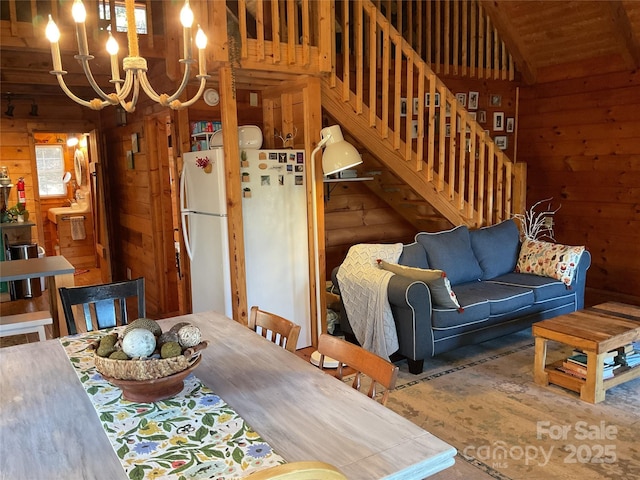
[196,27,207,76]
[72,0,89,56]
[180,1,195,60]
[106,34,121,82]
[46,16,63,72]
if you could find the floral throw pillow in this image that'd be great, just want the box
[516,239,585,286]
[378,260,461,309]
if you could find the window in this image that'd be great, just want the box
[99,1,148,34]
[35,145,66,196]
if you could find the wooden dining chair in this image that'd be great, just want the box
[58,277,145,335]
[247,461,347,480]
[317,333,399,405]
[248,306,301,353]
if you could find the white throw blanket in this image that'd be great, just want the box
[336,243,403,360]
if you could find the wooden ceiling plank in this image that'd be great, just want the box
[606,1,640,69]
[479,0,537,84]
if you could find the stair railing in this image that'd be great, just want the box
[328,0,525,227]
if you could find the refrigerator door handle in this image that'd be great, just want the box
[181,212,195,261]
[179,164,195,261]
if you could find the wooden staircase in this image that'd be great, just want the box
[322,0,526,229]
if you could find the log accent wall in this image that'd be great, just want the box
[519,68,640,307]
[325,181,416,277]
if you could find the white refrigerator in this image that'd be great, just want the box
[181,148,311,349]
[180,148,232,317]
[241,149,311,349]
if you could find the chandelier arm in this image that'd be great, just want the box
[53,73,110,110]
[136,70,163,103]
[77,56,121,105]
[121,75,142,113]
[114,69,135,103]
[163,59,196,104]
[171,75,210,109]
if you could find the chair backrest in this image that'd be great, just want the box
[317,333,399,405]
[58,278,146,335]
[245,461,347,480]
[249,306,301,353]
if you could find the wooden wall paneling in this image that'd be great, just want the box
[147,114,180,318]
[519,67,640,306]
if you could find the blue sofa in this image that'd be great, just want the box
[332,220,591,374]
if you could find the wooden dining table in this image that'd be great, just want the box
[0,311,456,479]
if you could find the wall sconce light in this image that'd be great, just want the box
[116,106,127,126]
[5,95,14,117]
[29,100,38,117]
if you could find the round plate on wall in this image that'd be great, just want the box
[203,88,220,106]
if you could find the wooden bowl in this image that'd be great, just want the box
[101,356,201,402]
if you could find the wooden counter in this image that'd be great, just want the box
[0,256,75,337]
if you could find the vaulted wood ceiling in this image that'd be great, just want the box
[482,0,640,83]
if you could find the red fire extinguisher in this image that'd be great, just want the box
[17,177,26,209]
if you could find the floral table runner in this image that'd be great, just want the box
[61,330,285,480]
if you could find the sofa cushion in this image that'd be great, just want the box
[470,220,521,280]
[487,272,574,303]
[416,226,483,286]
[431,296,490,330]
[454,281,534,315]
[378,260,460,309]
[517,238,586,285]
[398,242,429,269]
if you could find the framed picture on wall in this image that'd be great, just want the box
[425,92,440,107]
[494,136,508,150]
[506,117,515,133]
[400,98,408,117]
[478,110,487,124]
[493,112,505,131]
[456,93,467,107]
[413,98,420,115]
[490,94,502,107]
[468,91,479,110]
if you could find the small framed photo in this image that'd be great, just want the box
[413,98,420,115]
[468,91,479,110]
[506,117,515,133]
[131,133,139,153]
[445,124,451,137]
[494,135,508,150]
[400,98,408,117]
[445,101,451,117]
[478,110,487,124]
[411,120,419,139]
[469,112,477,121]
[455,93,467,107]
[490,94,502,107]
[493,112,505,131]
[425,92,440,107]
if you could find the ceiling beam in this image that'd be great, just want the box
[479,0,537,85]
[606,1,640,69]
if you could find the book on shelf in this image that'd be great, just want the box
[567,352,617,368]
[560,360,619,379]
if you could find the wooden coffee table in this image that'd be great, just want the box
[533,302,640,403]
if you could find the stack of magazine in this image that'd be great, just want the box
[619,341,640,368]
[557,350,620,379]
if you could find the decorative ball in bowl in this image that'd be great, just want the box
[90,319,208,402]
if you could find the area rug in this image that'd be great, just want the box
[385,329,640,480]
